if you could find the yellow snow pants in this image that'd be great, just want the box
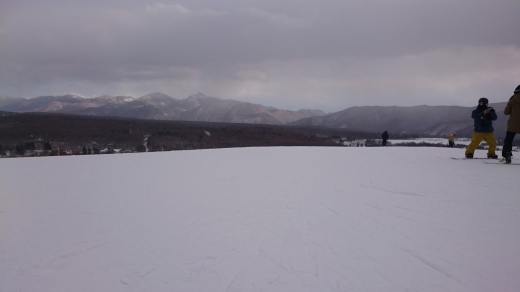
[465,132,497,155]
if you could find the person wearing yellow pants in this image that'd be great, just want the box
[465,97,498,159]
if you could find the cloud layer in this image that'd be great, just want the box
[1,0,519,111]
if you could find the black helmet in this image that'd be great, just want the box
[478,97,488,105]
[515,85,520,93]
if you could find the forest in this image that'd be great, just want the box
[0,112,412,157]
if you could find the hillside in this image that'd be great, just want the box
[0,112,384,156]
[1,147,519,291]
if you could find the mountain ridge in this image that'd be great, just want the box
[0,93,324,126]
[289,102,509,139]
[0,93,511,139]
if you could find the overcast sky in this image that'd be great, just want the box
[1,0,519,112]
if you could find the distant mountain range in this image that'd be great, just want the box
[0,93,510,139]
[289,102,509,139]
[0,93,325,126]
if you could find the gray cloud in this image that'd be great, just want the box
[1,0,519,111]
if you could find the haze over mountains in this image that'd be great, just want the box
[0,93,510,139]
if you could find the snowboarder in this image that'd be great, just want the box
[382,130,389,146]
[448,133,455,148]
[465,97,498,159]
[501,85,520,163]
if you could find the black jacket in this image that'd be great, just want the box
[472,105,497,132]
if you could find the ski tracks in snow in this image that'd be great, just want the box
[2,147,520,291]
[320,187,466,290]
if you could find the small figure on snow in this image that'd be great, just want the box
[501,85,520,163]
[382,130,389,146]
[448,133,455,148]
[464,97,498,159]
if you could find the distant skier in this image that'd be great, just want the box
[464,97,498,159]
[448,133,455,148]
[501,85,520,163]
[382,130,389,146]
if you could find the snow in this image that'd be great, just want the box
[389,137,473,146]
[1,147,520,291]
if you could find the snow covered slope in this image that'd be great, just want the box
[1,147,519,291]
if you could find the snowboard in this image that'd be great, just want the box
[483,160,520,165]
[450,157,497,160]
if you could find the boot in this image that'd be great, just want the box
[487,154,498,159]
[504,152,512,164]
[465,153,473,159]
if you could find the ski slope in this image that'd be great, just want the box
[1,147,520,291]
